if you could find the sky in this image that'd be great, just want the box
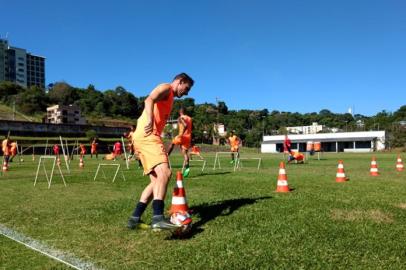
[2,0,405,116]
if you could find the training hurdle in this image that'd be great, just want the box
[213,152,240,171]
[189,159,207,172]
[93,163,126,183]
[235,157,262,171]
[34,156,66,189]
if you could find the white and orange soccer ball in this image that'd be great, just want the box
[170,211,192,236]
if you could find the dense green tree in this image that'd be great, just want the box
[15,86,48,114]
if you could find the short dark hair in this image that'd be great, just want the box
[173,73,194,86]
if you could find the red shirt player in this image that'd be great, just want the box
[283,135,291,153]
[53,144,60,156]
[113,141,122,157]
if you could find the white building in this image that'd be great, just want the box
[46,105,86,125]
[286,122,324,134]
[261,131,386,153]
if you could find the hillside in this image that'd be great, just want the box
[0,103,41,122]
[0,103,135,127]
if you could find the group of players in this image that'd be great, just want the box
[2,73,240,232]
[51,138,127,161]
[2,137,19,169]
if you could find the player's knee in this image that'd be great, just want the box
[163,166,172,180]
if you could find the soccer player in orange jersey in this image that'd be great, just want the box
[9,141,18,162]
[167,107,192,177]
[190,144,204,160]
[227,130,241,163]
[79,143,86,158]
[127,73,194,230]
[288,151,305,164]
[2,136,10,164]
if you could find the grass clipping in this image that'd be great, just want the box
[331,209,394,224]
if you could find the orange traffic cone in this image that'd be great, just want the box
[2,159,8,172]
[79,156,84,168]
[370,156,379,176]
[169,171,190,214]
[336,160,347,182]
[276,162,290,193]
[396,155,404,172]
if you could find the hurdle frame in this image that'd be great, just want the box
[235,157,262,171]
[213,152,240,171]
[189,159,207,172]
[34,156,66,189]
[93,163,126,183]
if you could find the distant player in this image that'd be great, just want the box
[189,144,204,160]
[167,107,192,177]
[90,138,98,159]
[9,141,18,162]
[53,144,60,157]
[2,136,10,165]
[79,143,87,158]
[288,151,305,164]
[126,126,136,160]
[283,135,291,153]
[227,131,241,163]
[113,141,122,160]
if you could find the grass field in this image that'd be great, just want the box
[1,151,405,269]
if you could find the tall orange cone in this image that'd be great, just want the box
[169,171,190,214]
[2,159,8,172]
[276,162,290,193]
[336,160,347,182]
[396,155,404,172]
[370,156,379,176]
[79,156,84,168]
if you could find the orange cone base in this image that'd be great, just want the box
[336,177,347,183]
[276,185,290,193]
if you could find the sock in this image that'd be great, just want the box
[132,202,147,218]
[152,200,164,216]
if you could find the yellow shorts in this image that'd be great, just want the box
[133,134,168,175]
[172,135,191,150]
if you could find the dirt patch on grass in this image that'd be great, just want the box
[395,203,406,209]
[331,209,393,224]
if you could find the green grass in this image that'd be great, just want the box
[0,152,405,269]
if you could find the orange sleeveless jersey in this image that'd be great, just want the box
[181,115,192,136]
[134,84,174,137]
[229,135,239,147]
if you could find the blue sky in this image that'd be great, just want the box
[2,0,405,116]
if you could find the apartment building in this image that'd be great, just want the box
[0,38,45,88]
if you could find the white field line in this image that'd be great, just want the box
[0,224,102,270]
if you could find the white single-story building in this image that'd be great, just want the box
[261,131,386,153]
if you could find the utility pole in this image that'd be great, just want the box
[12,100,15,121]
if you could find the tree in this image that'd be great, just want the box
[15,86,48,114]
[48,82,79,105]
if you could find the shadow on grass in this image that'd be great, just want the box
[167,196,272,240]
[189,171,231,178]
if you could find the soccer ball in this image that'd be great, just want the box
[170,211,192,237]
